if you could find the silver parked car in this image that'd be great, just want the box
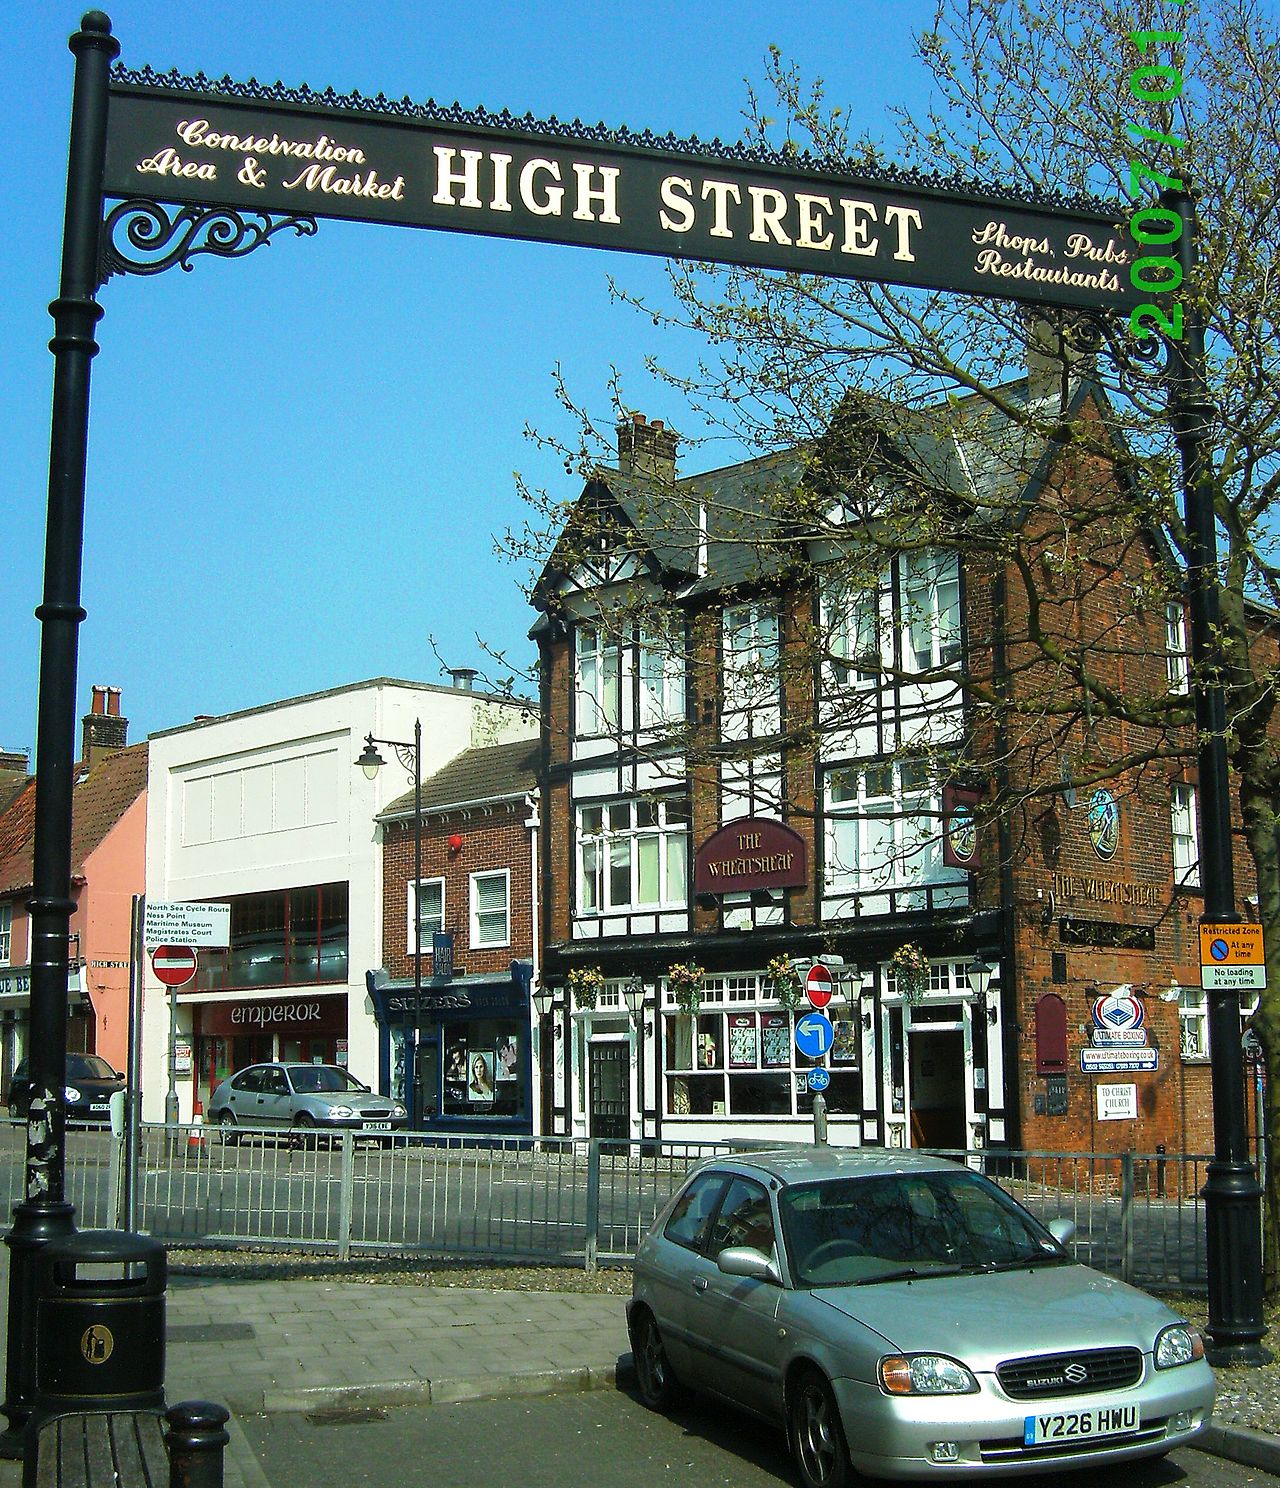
[629,1147,1214,1484]
[208,1062,407,1139]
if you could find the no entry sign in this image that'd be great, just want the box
[150,944,198,988]
[805,963,834,1008]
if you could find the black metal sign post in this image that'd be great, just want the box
[1166,191,1267,1364]
[1,10,119,1455]
[7,15,1265,1450]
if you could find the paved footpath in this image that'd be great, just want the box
[0,1244,1276,1486]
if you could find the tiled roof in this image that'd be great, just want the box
[533,378,1074,606]
[0,743,148,897]
[380,737,539,819]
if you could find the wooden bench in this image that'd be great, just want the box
[25,1402,229,1488]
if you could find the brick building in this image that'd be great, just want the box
[368,737,540,1132]
[528,396,1267,1157]
[0,687,145,1096]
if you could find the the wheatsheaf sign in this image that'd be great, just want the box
[694,818,808,895]
[103,83,1138,313]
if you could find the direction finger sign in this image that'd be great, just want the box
[150,944,198,988]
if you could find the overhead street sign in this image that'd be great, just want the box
[1200,920,1266,992]
[150,944,198,988]
[143,900,230,949]
[103,83,1141,314]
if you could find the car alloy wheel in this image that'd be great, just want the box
[632,1309,681,1411]
[217,1111,239,1145]
[789,1370,853,1488]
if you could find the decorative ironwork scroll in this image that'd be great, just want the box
[98,198,317,285]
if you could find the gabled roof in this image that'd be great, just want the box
[0,743,148,899]
[380,737,539,821]
[530,379,1096,615]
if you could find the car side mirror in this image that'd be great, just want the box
[717,1245,781,1285]
[1047,1217,1076,1246]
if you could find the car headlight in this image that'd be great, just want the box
[1155,1324,1204,1368]
[391,1104,406,1118]
[64,1086,81,1103]
[326,1105,355,1119]
[879,1355,978,1395]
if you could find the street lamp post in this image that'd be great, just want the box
[532,979,554,1136]
[623,978,645,1142]
[356,723,425,1128]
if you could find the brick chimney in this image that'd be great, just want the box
[616,411,678,486]
[81,686,128,770]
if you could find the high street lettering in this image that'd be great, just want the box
[104,88,1140,311]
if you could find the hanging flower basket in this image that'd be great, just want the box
[889,943,930,1004]
[568,965,605,1011]
[667,961,705,1017]
[766,955,804,1011]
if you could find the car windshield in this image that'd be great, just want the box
[67,1054,117,1081]
[778,1169,1067,1288]
[286,1066,363,1095]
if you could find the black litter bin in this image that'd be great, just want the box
[33,1230,166,1417]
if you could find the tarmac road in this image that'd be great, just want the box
[239,1384,1268,1488]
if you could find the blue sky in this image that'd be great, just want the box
[1,1,942,755]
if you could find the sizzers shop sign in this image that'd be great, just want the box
[103,84,1139,313]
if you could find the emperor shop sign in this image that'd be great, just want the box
[103,82,1139,313]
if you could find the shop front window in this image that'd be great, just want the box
[662,973,860,1118]
[441,1019,523,1118]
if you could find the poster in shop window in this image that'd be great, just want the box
[761,1013,791,1068]
[467,1050,496,1103]
[495,1035,518,1081]
[445,1041,467,1100]
[728,1013,758,1068]
[831,1020,860,1066]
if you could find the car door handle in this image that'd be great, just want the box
[692,1277,709,1293]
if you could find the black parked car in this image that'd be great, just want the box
[7,1053,126,1124]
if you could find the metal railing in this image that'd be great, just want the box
[0,1120,1227,1289]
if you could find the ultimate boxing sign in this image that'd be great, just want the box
[103,78,1139,313]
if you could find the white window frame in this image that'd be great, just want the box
[575,797,689,916]
[637,622,685,729]
[1166,602,1189,695]
[822,571,890,685]
[1179,985,1258,1061]
[574,623,621,737]
[407,877,445,955]
[901,550,962,672]
[470,869,511,948]
[722,604,781,713]
[0,903,10,966]
[824,759,963,896]
[1171,783,1200,888]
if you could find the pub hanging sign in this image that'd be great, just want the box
[103,74,1140,313]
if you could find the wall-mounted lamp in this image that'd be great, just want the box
[623,977,646,1025]
[531,981,554,1020]
[861,1008,873,1031]
[965,953,998,1025]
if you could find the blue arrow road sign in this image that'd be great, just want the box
[807,1067,831,1092]
[795,1012,834,1059]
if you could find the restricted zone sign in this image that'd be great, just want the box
[1200,921,1266,992]
[150,944,197,988]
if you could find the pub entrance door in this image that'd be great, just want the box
[588,1039,629,1139]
